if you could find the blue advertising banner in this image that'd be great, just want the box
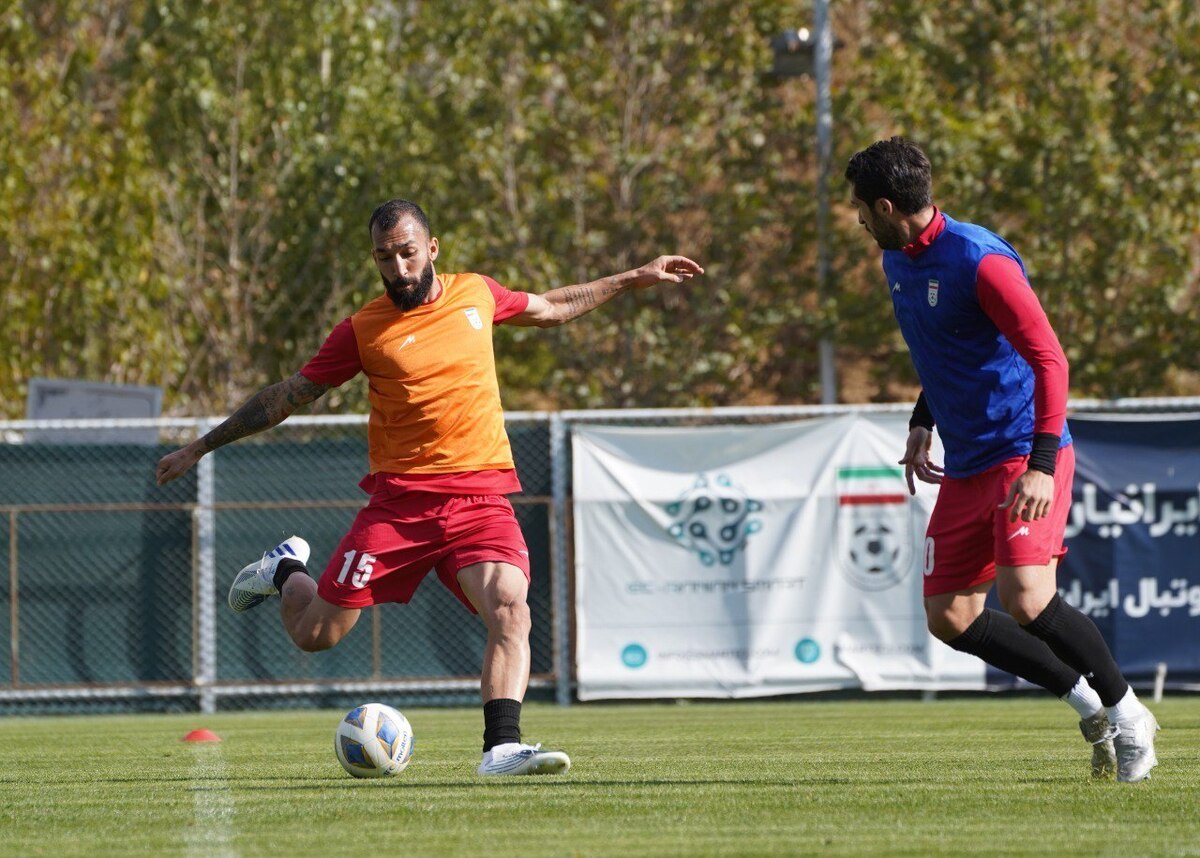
[988,415,1200,688]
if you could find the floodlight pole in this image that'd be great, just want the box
[814,0,837,405]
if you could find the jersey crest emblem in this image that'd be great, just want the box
[464,307,484,330]
[927,279,939,307]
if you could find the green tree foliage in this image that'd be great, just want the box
[2,0,1196,417]
[837,0,1200,398]
[1,1,170,405]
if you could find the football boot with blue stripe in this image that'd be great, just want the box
[476,742,571,776]
[227,535,310,613]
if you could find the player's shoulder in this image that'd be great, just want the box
[941,214,1012,254]
[347,297,395,344]
[443,272,506,303]
[354,293,397,320]
[439,272,489,288]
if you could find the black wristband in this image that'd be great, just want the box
[909,392,935,431]
[1028,432,1060,475]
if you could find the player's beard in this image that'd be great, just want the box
[868,216,906,251]
[382,260,435,311]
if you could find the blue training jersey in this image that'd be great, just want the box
[882,212,1071,478]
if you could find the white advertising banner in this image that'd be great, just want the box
[572,415,984,700]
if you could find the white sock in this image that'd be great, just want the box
[1061,676,1103,719]
[1106,686,1143,723]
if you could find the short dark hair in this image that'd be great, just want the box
[844,137,933,215]
[368,199,432,239]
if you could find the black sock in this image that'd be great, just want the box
[1022,594,1130,707]
[273,557,308,591]
[482,698,522,752]
[947,609,1079,697]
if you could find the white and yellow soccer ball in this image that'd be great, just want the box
[333,703,414,778]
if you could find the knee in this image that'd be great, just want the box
[926,611,962,643]
[296,637,333,654]
[999,590,1049,626]
[925,603,975,643]
[292,627,342,653]
[487,598,531,640]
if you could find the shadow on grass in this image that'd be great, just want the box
[55,774,871,789]
[202,776,868,791]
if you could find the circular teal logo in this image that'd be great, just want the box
[794,638,821,664]
[621,643,648,669]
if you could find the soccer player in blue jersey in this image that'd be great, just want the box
[845,137,1158,782]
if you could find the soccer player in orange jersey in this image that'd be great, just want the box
[156,199,703,775]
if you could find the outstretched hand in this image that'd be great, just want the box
[156,444,204,486]
[899,426,943,495]
[629,255,704,289]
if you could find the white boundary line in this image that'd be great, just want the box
[185,742,235,858]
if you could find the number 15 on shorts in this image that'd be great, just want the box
[338,550,377,588]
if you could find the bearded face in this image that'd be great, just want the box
[863,210,907,251]
[370,213,439,311]
[381,257,435,311]
[850,191,909,251]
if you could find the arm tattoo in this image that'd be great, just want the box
[284,374,332,408]
[563,286,595,315]
[200,374,329,452]
[555,281,625,320]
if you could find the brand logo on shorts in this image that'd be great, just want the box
[927,279,939,307]
[1007,526,1031,540]
[464,307,484,330]
[891,282,901,294]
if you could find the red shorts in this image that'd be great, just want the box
[922,445,1074,598]
[315,492,531,611]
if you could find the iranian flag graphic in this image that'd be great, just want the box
[837,466,908,507]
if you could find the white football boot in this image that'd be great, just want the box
[1079,710,1118,779]
[227,535,310,613]
[1112,706,1160,783]
[477,742,571,776]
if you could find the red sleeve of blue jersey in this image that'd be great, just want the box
[299,317,362,386]
[482,275,531,324]
[975,254,1068,436]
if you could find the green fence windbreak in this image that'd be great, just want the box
[0,421,554,713]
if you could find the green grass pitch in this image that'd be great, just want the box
[1,697,1197,856]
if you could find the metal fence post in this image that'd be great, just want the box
[195,419,218,714]
[8,510,18,688]
[549,412,572,707]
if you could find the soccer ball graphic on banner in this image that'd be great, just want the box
[333,703,414,778]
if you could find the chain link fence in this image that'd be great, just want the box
[0,414,556,714]
[2,397,1198,714]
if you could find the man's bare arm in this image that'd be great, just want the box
[505,255,703,328]
[199,373,330,451]
[156,373,330,486]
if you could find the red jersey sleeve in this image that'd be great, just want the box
[299,317,362,386]
[481,275,530,324]
[975,254,1069,436]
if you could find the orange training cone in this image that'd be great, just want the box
[182,728,222,743]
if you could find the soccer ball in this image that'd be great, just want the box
[333,703,414,778]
